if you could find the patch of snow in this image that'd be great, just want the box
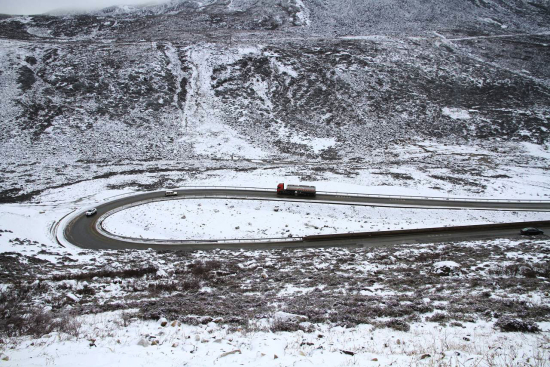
[433,261,460,268]
[522,142,550,159]
[25,27,53,38]
[182,46,268,159]
[442,107,471,120]
[277,284,322,297]
[270,58,298,77]
[101,198,549,241]
[278,123,336,153]
[293,0,310,26]
[478,17,507,29]
[273,311,308,322]
[238,46,261,55]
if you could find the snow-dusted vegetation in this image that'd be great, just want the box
[1,0,549,365]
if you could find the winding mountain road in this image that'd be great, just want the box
[61,188,550,251]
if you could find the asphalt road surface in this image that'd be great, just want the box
[63,189,550,250]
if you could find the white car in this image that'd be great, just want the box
[165,190,178,197]
[85,208,97,216]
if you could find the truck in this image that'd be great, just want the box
[276,183,316,197]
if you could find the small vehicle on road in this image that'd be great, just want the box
[165,190,178,197]
[520,227,544,236]
[85,208,97,216]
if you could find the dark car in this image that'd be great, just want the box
[520,227,544,236]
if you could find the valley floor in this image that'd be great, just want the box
[0,171,549,366]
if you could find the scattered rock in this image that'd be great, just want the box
[156,269,167,277]
[65,293,80,303]
[159,317,168,327]
[420,354,431,359]
[25,56,37,65]
[206,321,218,332]
[433,261,461,276]
[151,340,159,346]
[183,344,195,352]
[341,350,355,356]
[273,311,308,323]
[219,349,241,358]
[137,338,149,347]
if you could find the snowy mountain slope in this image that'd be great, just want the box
[305,0,550,36]
[0,0,309,40]
[1,0,549,40]
[210,37,549,157]
[0,37,549,199]
[0,0,548,203]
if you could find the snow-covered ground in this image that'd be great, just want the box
[0,228,549,365]
[1,173,549,365]
[1,165,549,252]
[2,312,549,366]
[102,198,549,241]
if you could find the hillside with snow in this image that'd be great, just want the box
[0,0,549,201]
[0,0,550,365]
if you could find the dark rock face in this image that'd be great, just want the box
[24,56,37,65]
[17,66,36,92]
[2,0,549,41]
